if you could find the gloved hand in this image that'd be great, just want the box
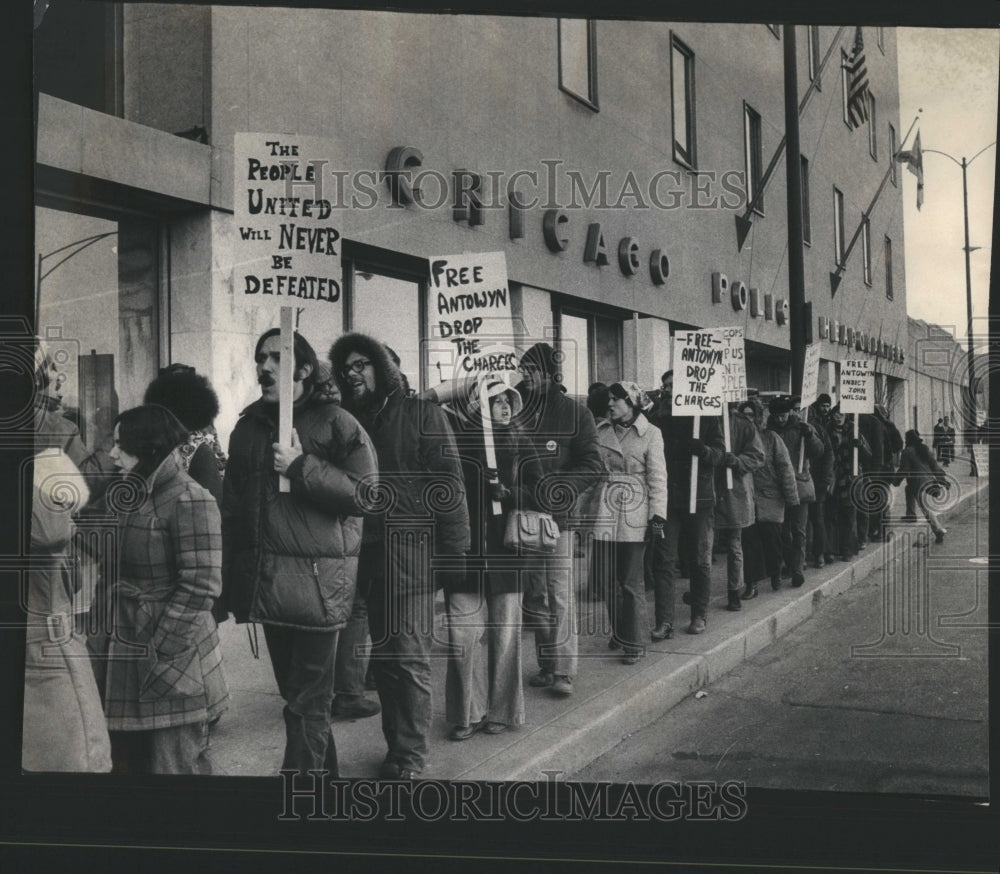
[488,480,512,502]
[798,422,812,436]
[688,437,707,459]
[649,515,666,540]
[723,452,738,468]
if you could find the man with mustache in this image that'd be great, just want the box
[330,333,470,780]
[221,328,377,776]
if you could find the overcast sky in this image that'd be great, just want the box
[896,27,998,341]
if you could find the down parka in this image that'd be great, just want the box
[753,427,800,523]
[714,412,765,529]
[221,386,377,630]
[771,413,825,504]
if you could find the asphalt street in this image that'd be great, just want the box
[571,502,989,796]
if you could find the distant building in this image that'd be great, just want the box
[34,8,908,448]
[906,316,979,442]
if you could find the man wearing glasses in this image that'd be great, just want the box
[330,333,470,780]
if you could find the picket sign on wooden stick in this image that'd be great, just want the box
[721,408,734,490]
[689,415,700,514]
[798,438,806,474]
[278,306,295,494]
[853,414,859,477]
[479,378,503,517]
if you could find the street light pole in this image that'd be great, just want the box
[921,142,994,433]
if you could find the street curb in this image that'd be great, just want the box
[459,478,988,782]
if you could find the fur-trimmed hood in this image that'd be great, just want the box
[329,332,406,411]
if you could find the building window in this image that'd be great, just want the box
[807,26,822,89]
[766,24,780,39]
[744,103,764,215]
[558,19,598,110]
[35,204,162,452]
[889,123,898,185]
[862,217,872,285]
[670,34,696,168]
[877,27,885,53]
[840,50,850,126]
[833,186,845,266]
[801,155,811,245]
[557,307,622,395]
[885,236,893,300]
[868,93,877,160]
[34,0,123,116]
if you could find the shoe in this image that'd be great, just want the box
[824,554,835,565]
[450,716,488,741]
[622,652,640,665]
[396,768,419,780]
[935,529,946,544]
[650,623,673,641]
[364,670,378,692]
[551,675,573,696]
[681,591,692,606]
[607,637,621,650]
[484,722,508,735]
[791,572,805,588]
[741,584,758,600]
[770,575,781,591]
[814,556,825,569]
[726,591,742,612]
[529,669,554,688]
[686,617,707,635]
[378,759,401,780]
[331,695,381,719]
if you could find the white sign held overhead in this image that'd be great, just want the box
[233,133,342,312]
[669,327,745,416]
[838,358,874,414]
[800,344,822,409]
[427,251,515,381]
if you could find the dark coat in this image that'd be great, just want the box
[752,428,799,523]
[891,443,947,495]
[221,387,377,630]
[806,405,836,493]
[513,381,605,529]
[714,412,765,529]
[830,421,873,506]
[771,413,825,504]
[105,449,229,730]
[646,397,726,512]
[331,332,471,595]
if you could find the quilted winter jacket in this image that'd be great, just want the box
[771,414,825,504]
[714,413,765,529]
[752,428,800,523]
[221,388,377,630]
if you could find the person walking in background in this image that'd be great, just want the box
[105,405,229,774]
[857,403,902,543]
[222,329,376,777]
[599,382,667,663]
[940,416,956,467]
[739,398,798,597]
[892,429,949,545]
[932,418,945,463]
[441,374,540,740]
[767,396,824,589]
[331,332,470,779]
[827,407,871,561]
[516,343,603,697]
[805,393,836,569]
[713,402,764,611]
[644,370,725,635]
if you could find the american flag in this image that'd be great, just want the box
[845,27,870,130]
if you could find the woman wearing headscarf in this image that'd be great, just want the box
[443,374,542,739]
[104,404,228,773]
[891,429,949,544]
[599,382,667,664]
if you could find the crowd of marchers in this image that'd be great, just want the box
[25,334,956,779]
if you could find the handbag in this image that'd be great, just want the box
[503,510,560,554]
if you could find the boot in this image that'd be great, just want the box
[741,583,758,600]
[726,590,742,612]
[282,705,335,775]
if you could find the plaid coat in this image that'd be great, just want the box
[104,449,228,730]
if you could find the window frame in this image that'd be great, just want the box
[766,24,781,39]
[877,27,885,54]
[884,235,894,300]
[833,186,846,266]
[862,216,872,286]
[744,102,764,216]
[558,18,599,111]
[807,25,822,90]
[840,49,851,128]
[670,33,697,170]
[889,123,898,186]
[868,92,878,160]
[800,154,811,246]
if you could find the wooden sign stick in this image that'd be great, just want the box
[689,415,700,515]
[722,408,734,490]
[479,379,503,516]
[278,306,294,494]
[852,414,859,478]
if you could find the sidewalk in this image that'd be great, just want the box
[209,471,987,781]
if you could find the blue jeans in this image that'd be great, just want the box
[523,531,577,677]
[782,503,809,574]
[663,507,715,620]
[607,541,648,653]
[367,578,435,774]
[334,588,369,698]
[716,527,744,593]
[110,721,211,775]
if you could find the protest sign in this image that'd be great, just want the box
[838,358,873,414]
[233,133,342,312]
[800,344,822,409]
